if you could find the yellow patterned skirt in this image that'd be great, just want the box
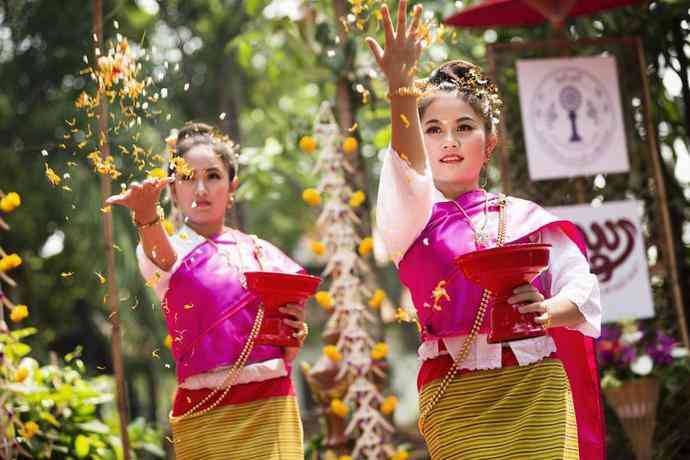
[419,358,579,460]
[169,380,303,460]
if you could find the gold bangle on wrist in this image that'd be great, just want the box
[543,308,553,330]
[386,85,425,100]
[133,214,160,230]
[293,322,309,345]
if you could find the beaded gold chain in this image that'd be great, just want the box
[172,304,265,421]
[418,194,507,434]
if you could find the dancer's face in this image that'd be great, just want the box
[171,145,236,228]
[421,95,496,194]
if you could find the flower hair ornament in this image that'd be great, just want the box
[422,61,504,126]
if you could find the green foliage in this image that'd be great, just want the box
[1,328,164,459]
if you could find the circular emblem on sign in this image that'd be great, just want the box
[530,67,615,166]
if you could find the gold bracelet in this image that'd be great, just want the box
[386,85,425,100]
[133,214,160,230]
[293,322,309,345]
[543,308,552,330]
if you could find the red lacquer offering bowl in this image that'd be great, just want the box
[245,271,321,347]
[455,243,551,344]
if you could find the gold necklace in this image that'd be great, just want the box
[452,189,490,248]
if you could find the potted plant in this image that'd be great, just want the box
[596,321,689,460]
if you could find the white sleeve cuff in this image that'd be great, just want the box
[556,287,602,338]
[541,226,602,338]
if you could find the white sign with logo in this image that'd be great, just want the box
[547,200,654,322]
[517,56,630,180]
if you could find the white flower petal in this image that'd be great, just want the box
[631,355,654,376]
[671,347,689,358]
[621,331,643,345]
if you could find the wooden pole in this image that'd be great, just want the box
[635,36,690,348]
[92,0,132,456]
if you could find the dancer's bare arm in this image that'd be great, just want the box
[366,0,426,174]
[106,177,177,271]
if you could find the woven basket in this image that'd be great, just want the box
[604,377,660,460]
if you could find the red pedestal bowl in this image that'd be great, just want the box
[244,271,321,347]
[455,243,551,344]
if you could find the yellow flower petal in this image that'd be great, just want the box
[368,289,386,309]
[391,449,409,460]
[342,136,358,155]
[22,421,39,439]
[0,253,22,272]
[162,218,175,236]
[164,334,173,349]
[348,190,366,208]
[394,307,413,323]
[371,342,388,361]
[330,398,349,417]
[45,163,61,186]
[309,240,326,256]
[299,135,317,154]
[380,395,398,415]
[147,167,167,179]
[302,188,322,206]
[14,367,29,382]
[315,291,334,310]
[10,304,29,322]
[0,192,21,213]
[323,345,342,362]
[358,237,374,256]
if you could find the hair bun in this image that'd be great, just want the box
[428,60,483,89]
[425,60,503,126]
[176,121,215,144]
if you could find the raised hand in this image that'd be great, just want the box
[364,0,427,174]
[106,177,171,223]
[365,0,424,91]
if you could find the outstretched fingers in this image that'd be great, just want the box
[365,37,385,67]
[105,191,130,207]
[396,0,408,43]
[407,4,423,41]
[381,4,395,47]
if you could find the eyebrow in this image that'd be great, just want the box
[424,116,476,126]
[193,166,223,174]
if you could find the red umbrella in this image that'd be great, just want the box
[445,0,644,29]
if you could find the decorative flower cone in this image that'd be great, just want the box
[300,103,398,459]
[604,377,660,460]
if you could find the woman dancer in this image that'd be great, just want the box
[107,122,308,459]
[366,2,605,459]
